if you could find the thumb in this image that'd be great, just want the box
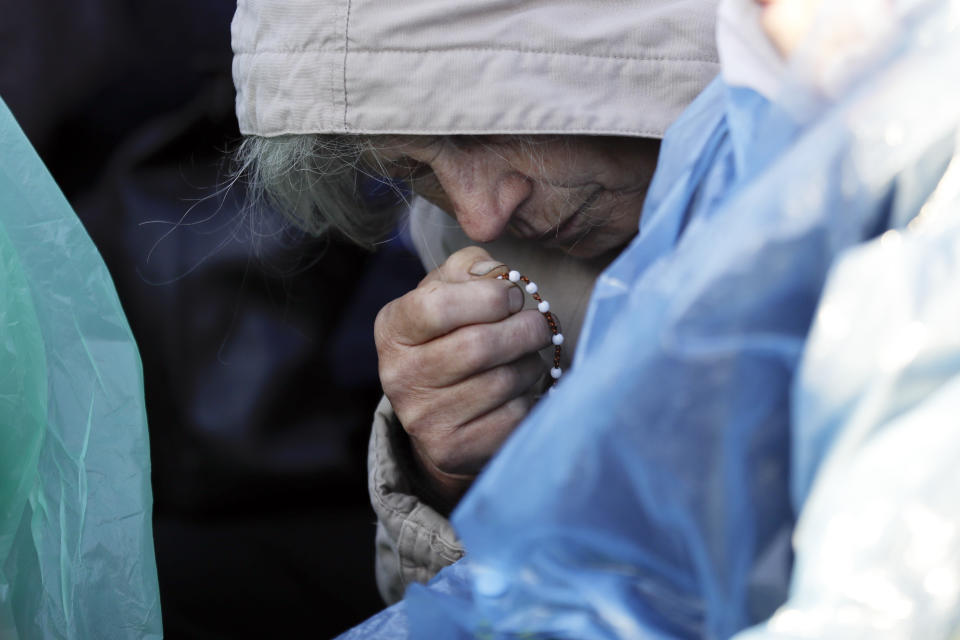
[424,246,509,285]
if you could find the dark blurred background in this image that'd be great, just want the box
[0,1,424,637]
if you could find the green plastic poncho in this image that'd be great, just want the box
[0,98,162,639]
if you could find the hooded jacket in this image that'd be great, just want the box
[233,0,718,138]
[334,1,960,637]
[232,0,720,604]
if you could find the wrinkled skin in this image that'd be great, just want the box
[367,135,660,259]
[371,135,660,507]
[375,246,553,510]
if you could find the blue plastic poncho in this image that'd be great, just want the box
[341,1,960,637]
[736,140,960,640]
[0,99,162,639]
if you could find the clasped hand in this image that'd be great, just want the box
[375,247,554,511]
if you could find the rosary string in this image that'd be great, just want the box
[498,269,564,385]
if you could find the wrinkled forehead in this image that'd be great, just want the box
[232,0,719,139]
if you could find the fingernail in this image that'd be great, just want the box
[469,260,502,276]
[508,286,524,313]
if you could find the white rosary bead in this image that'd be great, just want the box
[500,266,564,387]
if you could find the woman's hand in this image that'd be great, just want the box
[375,246,553,511]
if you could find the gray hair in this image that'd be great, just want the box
[233,133,405,249]
[234,133,580,250]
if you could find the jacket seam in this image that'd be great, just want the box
[342,0,353,129]
[234,47,718,64]
[372,454,462,558]
[370,408,405,513]
[370,434,410,522]
[370,408,463,564]
[397,504,463,565]
[250,127,665,137]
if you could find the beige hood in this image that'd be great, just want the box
[233,0,719,138]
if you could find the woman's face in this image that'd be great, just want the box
[366,135,660,259]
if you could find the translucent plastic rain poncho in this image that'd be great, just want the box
[0,99,162,639]
[340,0,960,637]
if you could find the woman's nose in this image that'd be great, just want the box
[432,151,532,243]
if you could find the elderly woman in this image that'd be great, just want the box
[232,0,720,605]
[342,0,960,637]
[238,0,960,637]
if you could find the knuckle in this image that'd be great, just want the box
[418,279,445,298]
[391,389,433,434]
[378,359,402,395]
[388,346,434,390]
[399,409,427,437]
[411,283,450,327]
[376,291,433,348]
[456,324,494,370]
[375,309,411,386]
[373,301,395,349]
[379,346,430,398]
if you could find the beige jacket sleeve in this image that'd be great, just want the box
[368,395,465,604]
[369,199,612,604]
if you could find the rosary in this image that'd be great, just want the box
[498,269,564,385]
